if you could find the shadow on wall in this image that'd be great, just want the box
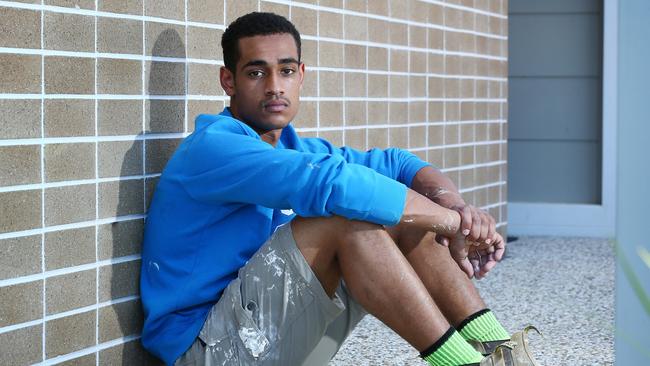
[110,28,185,365]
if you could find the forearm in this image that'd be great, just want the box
[399,188,462,236]
[410,166,465,209]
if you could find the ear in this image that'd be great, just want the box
[220,66,236,96]
[298,62,305,90]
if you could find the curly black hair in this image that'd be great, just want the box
[221,12,302,73]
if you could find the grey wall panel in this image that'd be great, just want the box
[509,0,602,14]
[508,140,601,204]
[509,77,602,141]
[509,14,602,77]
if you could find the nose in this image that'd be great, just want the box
[265,73,283,96]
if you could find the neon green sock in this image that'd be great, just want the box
[421,328,484,366]
[458,309,510,342]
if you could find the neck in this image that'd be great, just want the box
[228,105,283,147]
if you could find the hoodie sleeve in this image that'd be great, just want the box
[178,124,406,226]
[299,137,432,188]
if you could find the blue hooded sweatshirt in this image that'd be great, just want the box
[140,108,431,364]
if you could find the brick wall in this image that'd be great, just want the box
[0,0,508,364]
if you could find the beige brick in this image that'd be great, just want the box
[302,39,317,66]
[187,26,222,61]
[146,22,186,58]
[344,44,366,70]
[389,75,408,98]
[58,354,96,366]
[409,76,427,98]
[388,102,408,125]
[45,99,94,137]
[368,127,388,149]
[188,0,224,24]
[0,54,41,94]
[389,0,408,19]
[0,190,41,233]
[146,100,185,133]
[98,59,142,95]
[45,56,94,94]
[429,102,444,122]
[146,61,186,95]
[98,0,143,15]
[98,100,143,136]
[45,227,95,270]
[145,138,181,174]
[410,51,427,74]
[46,270,96,315]
[188,63,221,95]
[99,299,144,342]
[345,72,366,98]
[319,101,343,128]
[99,340,162,365]
[98,141,143,178]
[319,130,343,146]
[446,101,460,122]
[319,11,343,38]
[368,0,389,16]
[145,0,185,20]
[428,125,444,146]
[368,47,388,70]
[389,22,408,45]
[409,126,426,148]
[0,8,40,48]
[46,311,96,358]
[345,128,366,151]
[345,101,366,126]
[44,143,95,182]
[319,71,343,97]
[409,101,426,123]
[389,49,408,72]
[44,12,94,52]
[319,41,344,68]
[344,15,367,41]
[367,101,388,125]
[0,325,42,365]
[45,0,94,9]
[225,0,257,23]
[290,6,317,36]
[0,145,41,186]
[0,235,40,280]
[188,100,224,132]
[0,281,42,327]
[98,219,144,260]
[368,18,388,44]
[293,101,317,129]
[260,2,289,18]
[389,127,408,148]
[44,184,95,226]
[0,99,40,139]
[409,25,427,48]
[98,179,144,219]
[98,260,141,301]
[98,17,143,54]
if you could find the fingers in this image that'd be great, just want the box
[470,208,481,242]
[486,215,496,245]
[459,206,473,237]
[458,257,475,279]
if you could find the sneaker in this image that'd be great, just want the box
[477,326,542,365]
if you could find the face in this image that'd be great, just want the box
[220,33,304,137]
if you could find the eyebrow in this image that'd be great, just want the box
[240,57,301,70]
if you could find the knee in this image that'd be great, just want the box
[292,215,384,243]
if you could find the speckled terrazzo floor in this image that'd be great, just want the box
[329,237,615,366]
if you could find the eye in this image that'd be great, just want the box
[281,68,296,75]
[248,70,265,78]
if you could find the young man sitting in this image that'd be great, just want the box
[141,12,539,366]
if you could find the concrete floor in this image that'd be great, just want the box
[330,236,615,366]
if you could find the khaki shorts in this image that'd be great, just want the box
[175,223,367,366]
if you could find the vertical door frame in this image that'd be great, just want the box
[508,0,618,238]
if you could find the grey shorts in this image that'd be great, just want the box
[175,222,367,366]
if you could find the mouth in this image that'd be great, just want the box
[263,99,289,113]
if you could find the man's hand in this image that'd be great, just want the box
[447,232,506,279]
[435,204,497,248]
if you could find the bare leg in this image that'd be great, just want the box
[291,216,449,352]
[387,225,486,327]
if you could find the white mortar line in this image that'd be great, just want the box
[39,1,46,361]
[33,334,141,365]
[0,255,141,288]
